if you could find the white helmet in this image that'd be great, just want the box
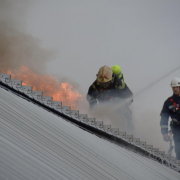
[170,77,180,88]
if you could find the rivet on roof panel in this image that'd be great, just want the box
[125,135,133,142]
[119,131,126,139]
[111,128,119,136]
[0,73,11,83]
[20,86,32,94]
[87,118,96,126]
[145,144,153,152]
[51,101,62,110]
[95,121,103,129]
[132,138,140,145]
[70,110,79,119]
[157,151,165,158]
[79,114,88,122]
[42,96,53,106]
[103,125,111,132]
[139,141,146,149]
[152,148,159,155]
[61,106,71,114]
[11,79,22,90]
[31,91,43,101]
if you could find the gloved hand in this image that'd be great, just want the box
[163,134,171,142]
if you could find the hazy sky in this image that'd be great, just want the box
[5,0,180,154]
[26,0,180,94]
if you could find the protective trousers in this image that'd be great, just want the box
[172,125,180,160]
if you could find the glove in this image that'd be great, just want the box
[163,134,171,142]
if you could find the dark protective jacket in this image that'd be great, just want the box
[160,94,180,135]
[87,74,133,107]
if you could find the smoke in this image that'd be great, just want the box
[0,0,54,74]
[83,98,134,134]
[0,0,83,108]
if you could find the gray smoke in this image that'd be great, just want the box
[0,0,83,105]
[0,0,54,74]
[82,97,134,134]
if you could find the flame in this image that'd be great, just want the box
[1,66,83,109]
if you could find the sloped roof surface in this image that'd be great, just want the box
[0,86,180,180]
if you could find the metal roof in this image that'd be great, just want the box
[0,73,180,179]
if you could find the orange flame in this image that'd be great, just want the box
[1,66,82,109]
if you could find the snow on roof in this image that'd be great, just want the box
[0,77,180,179]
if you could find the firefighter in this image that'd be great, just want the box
[87,65,133,122]
[160,77,180,159]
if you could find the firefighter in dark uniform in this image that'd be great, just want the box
[87,65,133,122]
[160,77,180,160]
